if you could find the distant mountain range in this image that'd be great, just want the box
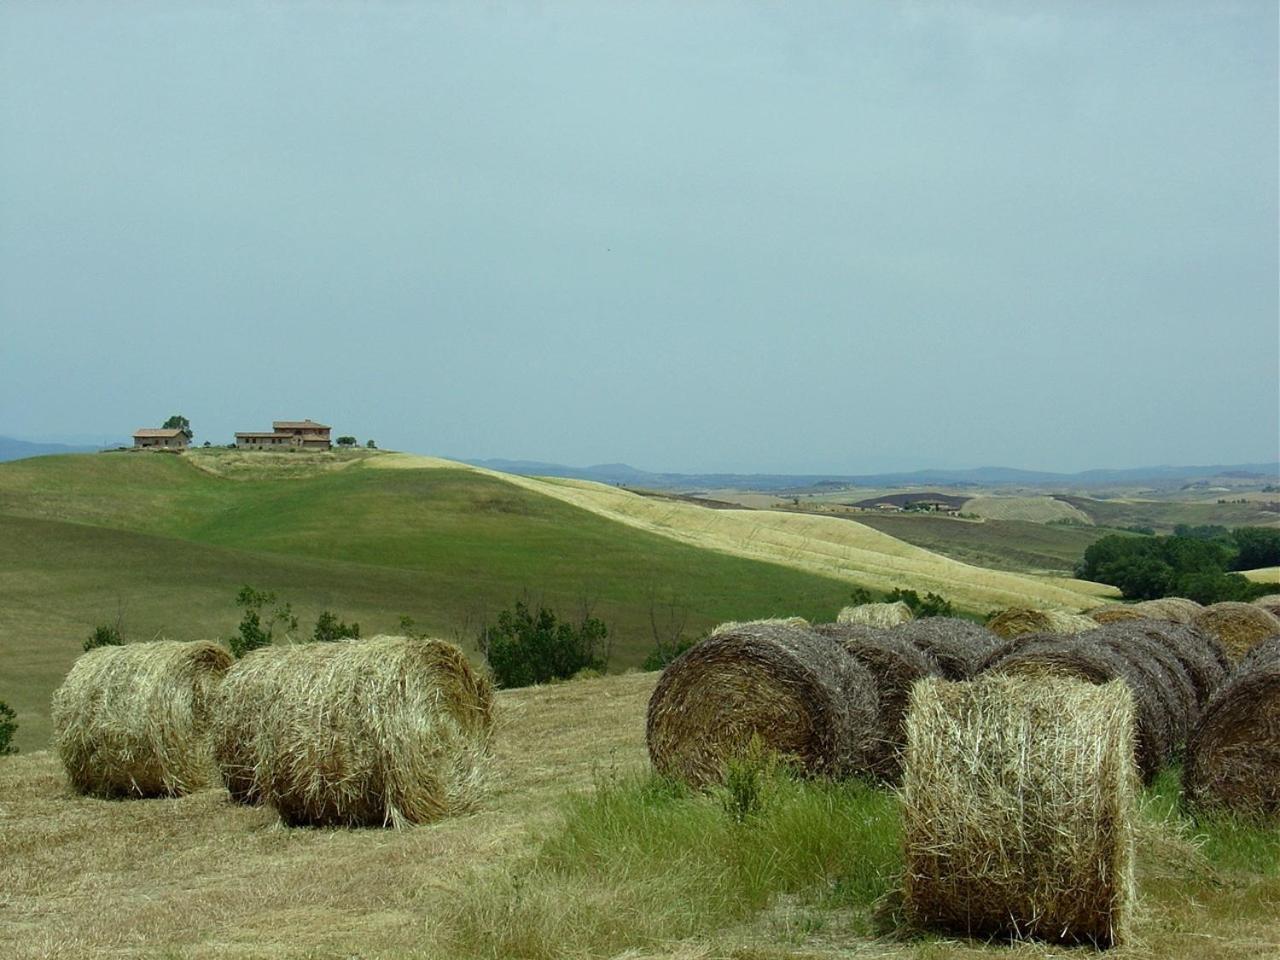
[465,458,1280,492]
[0,436,121,462]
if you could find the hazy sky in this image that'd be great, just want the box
[1,2,1276,473]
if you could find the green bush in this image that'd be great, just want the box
[886,587,953,618]
[480,599,610,688]
[642,632,703,671]
[84,623,125,652]
[0,701,17,756]
[228,586,298,658]
[311,610,360,643]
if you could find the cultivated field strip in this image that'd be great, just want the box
[369,455,1118,612]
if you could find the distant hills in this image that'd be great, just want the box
[465,458,1280,492]
[0,436,120,463]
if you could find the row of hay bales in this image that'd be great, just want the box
[51,636,495,827]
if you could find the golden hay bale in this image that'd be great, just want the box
[836,601,914,628]
[1131,597,1202,624]
[709,616,809,637]
[221,636,495,827]
[984,635,1171,782]
[1192,602,1280,663]
[1089,605,1146,625]
[51,640,232,798]
[1251,594,1280,618]
[902,675,1136,947]
[1183,637,1280,821]
[986,607,1099,640]
[892,617,1002,679]
[647,622,879,786]
[812,623,941,781]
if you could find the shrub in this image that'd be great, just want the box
[886,587,953,618]
[479,599,609,688]
[0,700,17,756]
[84,623,125,652]
[311,610,360,643]
[642,633,702,671]
[228,586,298,659]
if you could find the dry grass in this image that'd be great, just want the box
[901,675,1137,947]
[645,622,878,785]
[1193,602,1280,663]
[987,606,1100,640]
[709,616,809,637]
[891,617,1002,680]
[215,636,494,827]
[50,640,232,798]
[835,601,914,627]
[959,495,1094,525]
[1184,637,1280,821]
[367,454,1120,612]
[1132,597,1204,624]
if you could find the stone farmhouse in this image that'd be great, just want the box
[235,419,332,450]
[133,428,190,450]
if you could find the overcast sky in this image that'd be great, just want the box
[1,2,1276,473]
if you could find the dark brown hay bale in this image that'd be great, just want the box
[902,675,1137,947]
[985,637,1171,782]
[1183,637,1280,821]
[812,623,942,781]
[1094,619,1228,710]
[51,640,232,798]
[1131,597,1202,624]
[647,622,879,785]
[986,607,1098,640]
[1251,594,1280,618]
[1192,602,1280,663]
[1088,625,1197,746]
[221,636,495,827]
[1089,605,1147,625]
[892,617,1002,679]
[836,601,914,627]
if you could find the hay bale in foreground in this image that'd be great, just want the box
[987,607,1098,640]
[836,601,914,628]
[893,617,1002,679]
[52,640,232,798]
[902,675,1136,947]
[985,636,1171,781]
[812,623,941,781]
[1183,637,1280,821]
[226,636,495,827]
[647,622,878,785]
[1131,597,1202,624]
[709,616,809,637]
[1192,602,1280,663]
[1251,594,1280,618]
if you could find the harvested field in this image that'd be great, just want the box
[646,621,878,785]
[811,622,941,781]
[891,617,1002,680]
[960,495,1094,525]
[1193,602,1280,663]
[901,675,1136,946]
[987,606,1100,640]
[50,640,231,798]
[835,601,913,627]
[1184,637,1280,821]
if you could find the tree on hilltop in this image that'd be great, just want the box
[162,414,193,440]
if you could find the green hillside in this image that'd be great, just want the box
[0,451,859,749]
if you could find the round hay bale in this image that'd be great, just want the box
[1088,624,1197,746]
[812,623,941,781]
[51,640,232,798]
[647,622,879,786]
[1251,594,1280,618]
[709,616,809,637]
[1094,619,1228,710]
[985,636,1171,782]
[1183,637,1280,821]
[893,617,1002,679]
[1131,597,1202,624]
[1192,602,1280,663]
[902,674,1137,947]
[986,607,1098,640]
[836,601,914,628]
[1089,605,1147,625]
[231,636,495,827]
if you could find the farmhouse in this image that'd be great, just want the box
[132,428,189,451]
[235,419,332,450]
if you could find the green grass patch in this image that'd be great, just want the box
[437,765,901,959]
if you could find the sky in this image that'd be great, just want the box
[1,2,1276,474]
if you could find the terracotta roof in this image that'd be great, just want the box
[272,419,330,430]
[134,428,185,438]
